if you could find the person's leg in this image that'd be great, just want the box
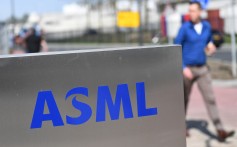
[184,67,200,137]
[196,66,223,130]
[184,76,194,137]
[196,66,234,141]
[183,76,194,114]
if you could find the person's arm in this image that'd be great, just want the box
[41,39,48,52]
[205,42,216,56]
[205,24,216,56]
[174,25,186,69]
[174,25,185,45]
[175,25,194,80]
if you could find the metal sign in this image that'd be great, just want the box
[117,11,140,28]
[0,46,186,147]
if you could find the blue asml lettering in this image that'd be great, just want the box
[30,82,158,129]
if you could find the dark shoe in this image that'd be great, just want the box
[217,130,235,142]
[186,129,190,137]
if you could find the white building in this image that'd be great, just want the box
[24,0,159,36]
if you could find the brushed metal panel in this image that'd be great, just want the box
[0,46,186,147]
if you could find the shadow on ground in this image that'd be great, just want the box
[186,119,234,146]
[187,120,219,140]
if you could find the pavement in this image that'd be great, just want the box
[48,43,140,51]
[210,44,237,63]
[186,82,237,147]
[213,80,237,87]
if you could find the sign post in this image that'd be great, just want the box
[231,0,237,77]
[117,11,140,28]
[0,46,186,147]
[138,0,143,46]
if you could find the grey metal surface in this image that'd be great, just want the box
[0,45,186,147]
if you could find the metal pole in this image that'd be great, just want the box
[87,0,91,30]
[231,0,237,77]
[11,0,15,35]
[138,0,143,46]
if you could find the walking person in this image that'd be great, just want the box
[25,28,48,53]
[175,1,235,142]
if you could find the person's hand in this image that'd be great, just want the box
[205,42,216,56]
[183,67,193,80]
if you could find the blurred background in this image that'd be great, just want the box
[0,0,237,146]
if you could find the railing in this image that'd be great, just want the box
[0,25,10,54]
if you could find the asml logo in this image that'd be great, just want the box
[30,82,158,129]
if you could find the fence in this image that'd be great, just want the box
[45,24,161,44]
[0,25,10,54]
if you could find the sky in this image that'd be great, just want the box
[0,0,77,21]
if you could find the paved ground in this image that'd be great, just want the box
[209,44,237,63]
[211,51,236,63]
[186,83,237,147]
